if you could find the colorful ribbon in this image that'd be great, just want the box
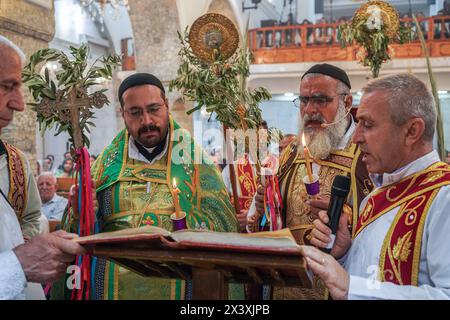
[70,147,95,300]
[261,173,283,231]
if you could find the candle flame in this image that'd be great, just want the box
[301,133,306,147]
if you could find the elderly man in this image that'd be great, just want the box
[52,73,240,300]
[37,172,68,221]
[0,35,85,300]
[0,43,41,238]
[249,64,373,300]
[307,73,450,299]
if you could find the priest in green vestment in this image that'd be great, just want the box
[52,73,241,300]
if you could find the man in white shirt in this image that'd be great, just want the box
[37,172,68,221]
[0,35,86,300]
[306,73,450,299]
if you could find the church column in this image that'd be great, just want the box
[0,0,55,174]
[128,0,193,133]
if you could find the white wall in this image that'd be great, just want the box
[102,4,134,54]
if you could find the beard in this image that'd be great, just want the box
[298,104,349,159]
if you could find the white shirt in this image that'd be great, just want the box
[0,149,45,300]
[128,134,169,165]
[0,183,27,300]
[41,194,68,221]
[0,151,42,238]
[344,150,450,300]
[0,250,27,300]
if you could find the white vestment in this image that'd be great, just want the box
[0,152,45,300]
[343,151,450,299]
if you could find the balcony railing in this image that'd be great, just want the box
[248,15,450,64]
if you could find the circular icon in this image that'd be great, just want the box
[189,13,240,63]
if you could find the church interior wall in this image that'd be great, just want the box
[0,0,55,175]
[34,0,125,170]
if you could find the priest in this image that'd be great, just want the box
[250,64,373,299]
[52,73,241,300]
[0,35,85,300]
[0,37,41,241]
[307,74,450,299]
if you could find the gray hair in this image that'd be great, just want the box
[37,171,57,185]
[0,35,26,64]
[362,73,436,142]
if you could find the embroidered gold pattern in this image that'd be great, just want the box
[392,231,413,262]
[420,171,445,186]
[5,143,27,221]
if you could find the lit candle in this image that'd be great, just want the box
[301,133,314,183]
[172,178,182,219]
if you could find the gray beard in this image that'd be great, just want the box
[298,105,349,159]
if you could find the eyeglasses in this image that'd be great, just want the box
[123,104,164,119]
[293,93,347,109]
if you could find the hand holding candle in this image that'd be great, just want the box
[172,178,182,219]
[302,133,314,183]
[301,133,320,197]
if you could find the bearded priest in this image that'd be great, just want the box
[250,63,373,300]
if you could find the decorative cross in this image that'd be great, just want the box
[36,87,108,149]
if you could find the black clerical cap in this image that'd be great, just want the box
[302,63,351,89]
[118,73,165,101]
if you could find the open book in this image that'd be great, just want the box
[75,227,311,288]
[75,226,303,256]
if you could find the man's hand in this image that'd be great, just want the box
[236,209,249,232]
[255,180,267,215]
[300,245,349,300]
[307,195,330,220]
[69,180,98,214]
[13,230,86,283]
[247,213,257,226]
[310,210,352,259]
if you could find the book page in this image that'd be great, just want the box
[170,228,300,251]
[74,225,171,244]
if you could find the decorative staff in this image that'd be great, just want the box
[169,13,271,216]
[22,44,121,300]
[338,0,411,78]
[413,14,446,161]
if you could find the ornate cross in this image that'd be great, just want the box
[36,87,108,149]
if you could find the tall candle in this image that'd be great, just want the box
[172,178,182,219]
[301,133,314,182]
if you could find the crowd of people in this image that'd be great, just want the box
[37,152,97,178]
[2,31,450,301]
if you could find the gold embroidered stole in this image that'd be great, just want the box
[3,142,27,222]
[274,140,371,300]
[279,140,368,244]
[353,162,450,286]
[236,154,257,211]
